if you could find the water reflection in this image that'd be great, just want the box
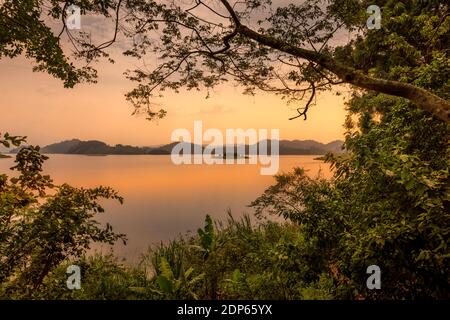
[0,155,332,262]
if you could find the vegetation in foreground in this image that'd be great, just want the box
[1,89,449,299]
[1,47,449,299]
[0,0,449,300]
[29,215,341,300]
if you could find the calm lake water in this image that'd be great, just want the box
[0,155,331,262]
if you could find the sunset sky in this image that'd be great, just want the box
[0,56,348,147]
[0,1,349,148]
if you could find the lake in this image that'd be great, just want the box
[0,155,332,262]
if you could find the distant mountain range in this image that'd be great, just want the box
[10,138,344,155]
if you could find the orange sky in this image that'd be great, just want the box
[0,52,348,147]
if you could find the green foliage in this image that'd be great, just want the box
[252,47,449,302]
[252,94,449,299]
[1,212,335,300]
[250,0,450,300]
[0,132,26,149]
[154,257,204,299]
[136,213,337,300]
[0,0,111,87]
[197,215,216,257]
[0,134,126,298]
[1,0,448,301]
[35,254,148,300]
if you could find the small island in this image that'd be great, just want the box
[215,152,250,159]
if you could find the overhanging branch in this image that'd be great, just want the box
[218,0,450,123]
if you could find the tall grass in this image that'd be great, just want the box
[26,212,335,300]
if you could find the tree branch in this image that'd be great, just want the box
[217,0,450,123]
[289,82,315,121]
[236,24,450,123]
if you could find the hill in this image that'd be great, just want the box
[26,140,154,155]
[11,139,344,155]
